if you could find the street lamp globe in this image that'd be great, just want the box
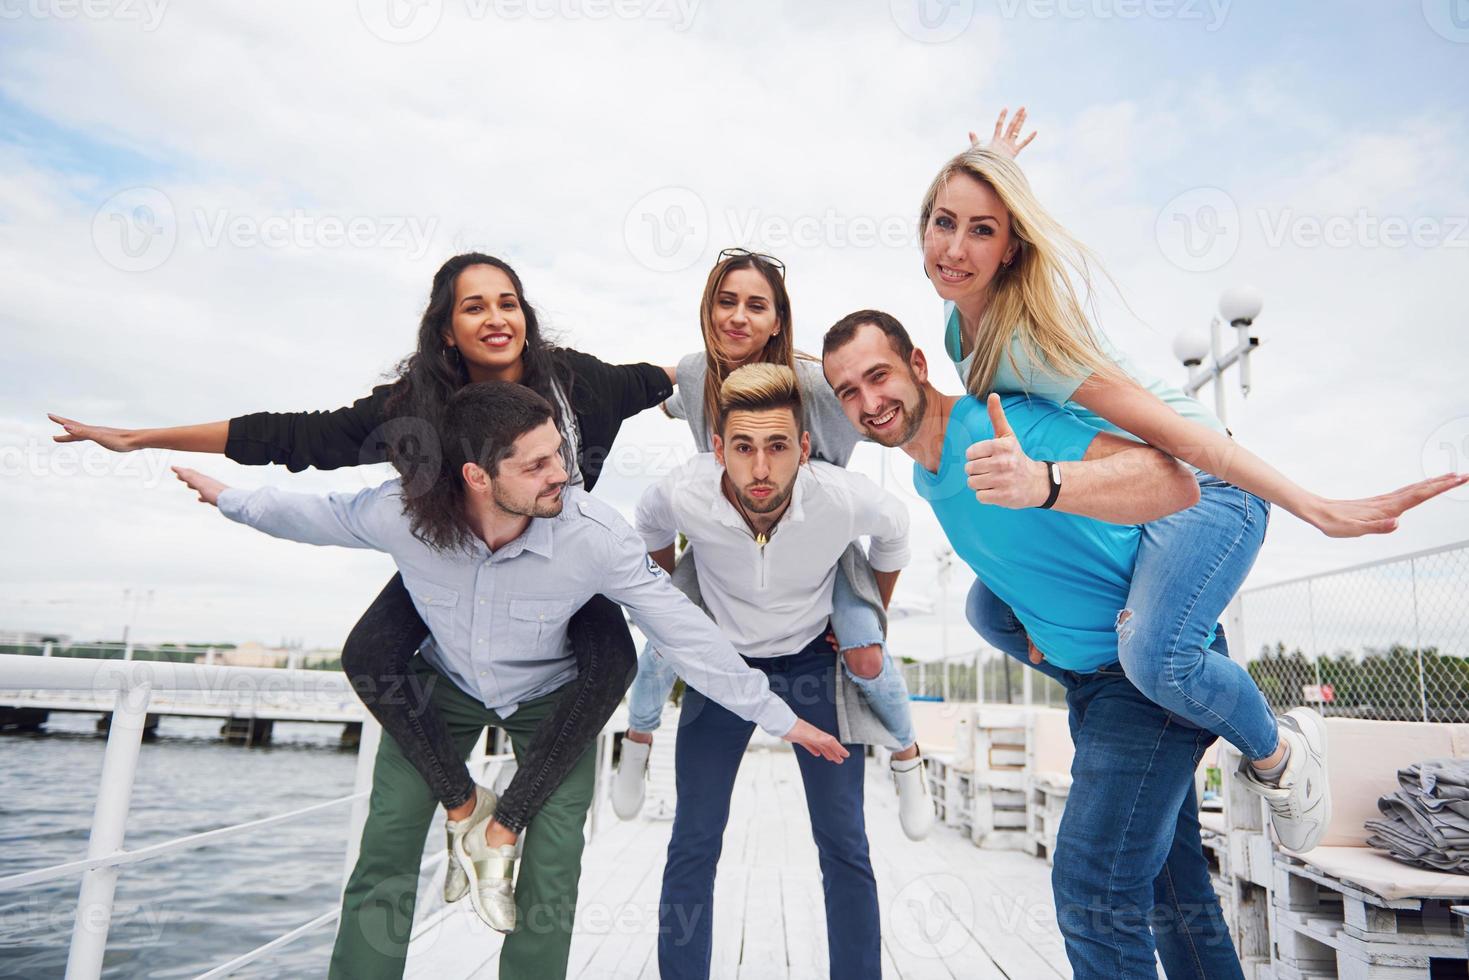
[1173,330,1211,366]
[1219,285,1264,326]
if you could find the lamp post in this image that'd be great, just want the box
[120,589,153,662]
[1172,285,1264,427]
[1175,287,1265,658]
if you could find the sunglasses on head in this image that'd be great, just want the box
[717,247,786,280]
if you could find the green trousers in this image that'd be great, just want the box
[329,657,596,980]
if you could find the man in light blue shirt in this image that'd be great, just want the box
[821,311,1249,980]
[172,380,844,980]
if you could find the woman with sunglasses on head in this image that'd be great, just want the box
[920,110,1464,861]
[610,247,934,841]
[48,252,680,936]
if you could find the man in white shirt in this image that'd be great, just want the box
[638,364,907,980]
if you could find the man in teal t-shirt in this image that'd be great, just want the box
[821,310,1249,980]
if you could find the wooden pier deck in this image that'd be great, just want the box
[406,735,1078,979]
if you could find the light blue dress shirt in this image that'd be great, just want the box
[217,481,798,735]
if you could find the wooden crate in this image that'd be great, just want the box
[1022,772,1070,865]
[1270,853,1469,979]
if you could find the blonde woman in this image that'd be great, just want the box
[919,123,1464,856]
[612,249,933,839]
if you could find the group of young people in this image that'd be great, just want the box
[52,111,1463,979]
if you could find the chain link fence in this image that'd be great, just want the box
[1239,539,1469,723]
[901,540,1469,722]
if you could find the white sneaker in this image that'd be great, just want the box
[612,736,651,821]
[1237,707,1331,852]
[892,751,934,841]
[444,785,497,904]
[454,815,519,933]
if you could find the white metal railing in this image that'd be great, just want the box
[0,654,617,979]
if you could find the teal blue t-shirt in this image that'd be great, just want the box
[943,301,1229,442]
[913,394,1139,672]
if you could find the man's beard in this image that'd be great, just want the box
[493,483,566,519]
[736,480,794,516]
[866,384,927,448]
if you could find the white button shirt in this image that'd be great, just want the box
[635,455,911,659]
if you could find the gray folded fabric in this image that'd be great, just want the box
[1367,758,1469,873]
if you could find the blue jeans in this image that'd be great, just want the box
[628,564,918,749]
[968,474,1279,761]
[968,586,1244,979]
[658,634,881,980]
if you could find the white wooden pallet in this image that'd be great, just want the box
[1022,772,1070,865]
[1270,853,1469,979]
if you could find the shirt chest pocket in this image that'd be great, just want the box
[506,597,577,657]
[411,582,460,636]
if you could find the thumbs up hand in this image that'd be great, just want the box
[964,394,1048,509]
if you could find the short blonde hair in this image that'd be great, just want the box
[717,363,804,435]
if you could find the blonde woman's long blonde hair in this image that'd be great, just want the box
[698,254,796,432]
[919,147,1119,397]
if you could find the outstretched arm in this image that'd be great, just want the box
[51,384,394,471]
[51,416,228,454]
[1071,374,1468,536]
[173,466,391,551]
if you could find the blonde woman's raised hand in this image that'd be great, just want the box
[968,106,1037,159]
[1305,473,1469,538]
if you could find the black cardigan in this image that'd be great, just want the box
[224,348,671,492]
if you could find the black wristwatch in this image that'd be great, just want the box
[1038,460,1062,510]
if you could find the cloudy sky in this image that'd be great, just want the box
[2,0,1466,661]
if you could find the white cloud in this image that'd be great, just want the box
[1,4,1465,661]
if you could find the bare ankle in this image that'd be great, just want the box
[892,744,920,762]
[445,799,475,823]
[484,819,518,849]
[624,729,654,746]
